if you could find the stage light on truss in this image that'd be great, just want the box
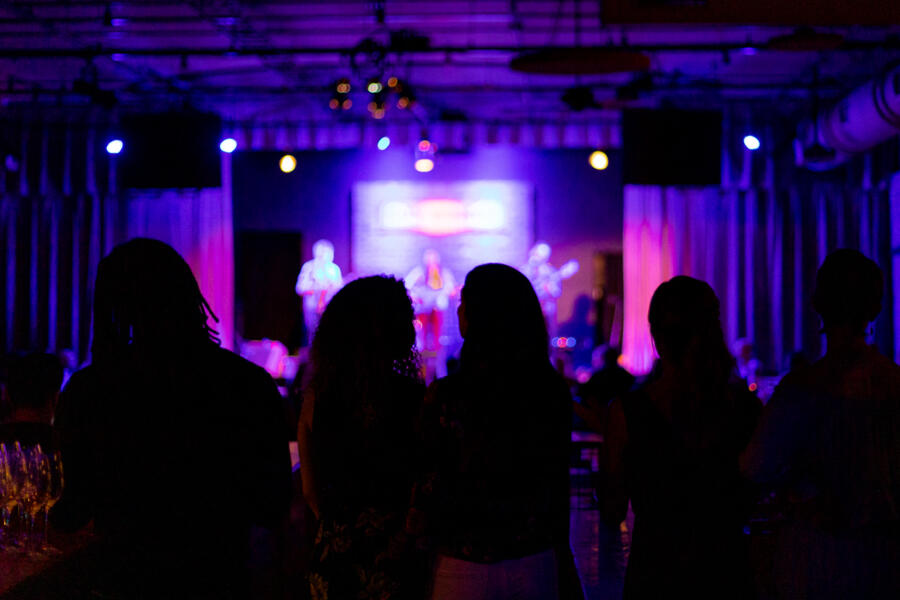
[377,136,391,150]
[106,139,123,154]
[396,81,415,109]
[743,135,761,150]
[414,158,434,173]
[279,154,297,173]
[330,78,352,111]
[387,76,399,88]
[219,138,237,153]
[414,134,435,172]
[367,79,383,94]
[589,150,608,170]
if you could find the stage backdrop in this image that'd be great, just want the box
[352,180,532,350]
[352,180,532,279]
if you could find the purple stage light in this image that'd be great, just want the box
[377,136,391,150]
[743,135,761,151]
[106,139,123,154]
[219,138,237,153]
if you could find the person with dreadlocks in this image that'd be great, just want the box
[50,238,292,599]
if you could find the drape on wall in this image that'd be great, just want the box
[622,107,898,376]
[1,118,121,361]
[125,155,234,351]
[621,182,893,375]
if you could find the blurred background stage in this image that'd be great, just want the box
[1,0,900,388]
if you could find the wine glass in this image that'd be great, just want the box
[5,441,30,552]
[21,445,51,556]
[39,451,64,555]
[0,442,17,551]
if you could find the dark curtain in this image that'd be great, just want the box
[1,116,123,362]
[622,113,898,374]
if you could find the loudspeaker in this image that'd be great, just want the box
[118,112,221,188]
[623,109,721,185]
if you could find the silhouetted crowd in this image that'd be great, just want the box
[1,239,898,600]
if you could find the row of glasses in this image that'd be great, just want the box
[0,442,64,556]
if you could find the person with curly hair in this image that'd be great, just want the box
[298,275,427,600]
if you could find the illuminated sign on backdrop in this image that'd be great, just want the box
[379,198,506,236]
[352,180,532,280]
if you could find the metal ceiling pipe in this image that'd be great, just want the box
[819,63,900,154]
[0,40,896,58]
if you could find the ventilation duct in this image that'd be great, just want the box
[797,64,900,169]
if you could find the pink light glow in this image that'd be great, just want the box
[380,199,507,236]
[414,200,468,235]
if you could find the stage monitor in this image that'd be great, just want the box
[623,109,721,186]
[118,112,222,189]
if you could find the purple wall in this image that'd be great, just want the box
[233,146,623,322]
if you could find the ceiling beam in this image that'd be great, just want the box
[0,40,896,59]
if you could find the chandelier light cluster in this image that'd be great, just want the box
[329,76,415,119]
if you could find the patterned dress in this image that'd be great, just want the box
[306,375,428,600]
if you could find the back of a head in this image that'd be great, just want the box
[7,353,64,412]
[311,275,417,405]
[460,263,549,376]
[813,249,883,334]
[649,275,734,385]
[91,238,219,363]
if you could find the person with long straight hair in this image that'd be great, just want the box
[421,263,575,600]
[603,275,760,599]
[51,238,292,599]
[297,275,427,600]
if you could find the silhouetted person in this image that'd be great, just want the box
[604,276,760,599]
[297,276,427,600]
[0,352,63,451]
[578,346,635,421]
[788,350,811,373]
[51,238,292,599]
[558,294,595,368]
[421,263,578,599]
[741,249,900,598]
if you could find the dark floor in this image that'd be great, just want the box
[570,478,632,600]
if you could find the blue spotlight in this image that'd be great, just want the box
[743,135,760,151]
[106,139,123,154]
[219,138,237,153]
[377,136,391,150]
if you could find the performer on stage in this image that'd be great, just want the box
[404,249,458,353]
[295,239,343,345]
[521,242,579,334]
